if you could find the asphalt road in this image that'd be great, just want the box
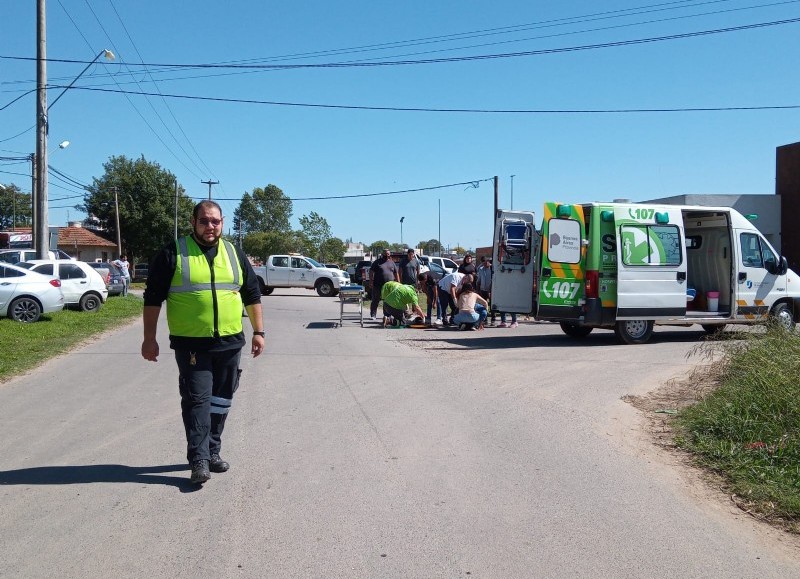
[1,289,799,578]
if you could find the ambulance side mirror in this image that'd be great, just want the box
[766,256,788,276]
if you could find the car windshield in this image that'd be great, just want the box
[16,261,34,270]
[305,257,323,267]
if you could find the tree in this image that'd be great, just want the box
[0,183,32,230]
[368,240,390,255]
[452,245,467,255]
[298,211,332,260]
[319,237,346,264]
[234,184,292,235]
[243,230,311,263]
[418,238,440,255]
[83,155,194,262]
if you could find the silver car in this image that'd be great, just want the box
[0,262,65,322]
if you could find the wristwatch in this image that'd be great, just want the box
[253,331,265,337]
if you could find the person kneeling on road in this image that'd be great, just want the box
[454,281,488,330]
[380,280,426,326]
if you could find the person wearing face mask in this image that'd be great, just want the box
[141,200,264,485]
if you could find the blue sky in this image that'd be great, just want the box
[2,1,799,252]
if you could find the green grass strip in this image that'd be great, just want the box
[675,324,800,526]
[0,295,143,383]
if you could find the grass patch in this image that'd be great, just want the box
[0,295,143,383]
[674,324,800,530]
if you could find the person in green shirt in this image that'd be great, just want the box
[380,280,425,325]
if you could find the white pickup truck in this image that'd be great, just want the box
[253,254,350,297]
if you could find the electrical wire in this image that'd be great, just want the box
[57,84,800,114]
[107,0,219,180]
[5,15,798,70]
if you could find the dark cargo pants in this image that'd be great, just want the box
[175,348,242,463]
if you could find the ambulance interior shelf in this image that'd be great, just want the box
[498,219,532,272]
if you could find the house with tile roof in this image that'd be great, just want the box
[57,223,117,262]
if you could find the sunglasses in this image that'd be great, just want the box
[197,218,222,227]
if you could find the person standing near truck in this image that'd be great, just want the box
[368,249,400,320]
[113,254,131,296]
[476,256,495,326]
[399,248,421,286]
[141,200,264,485]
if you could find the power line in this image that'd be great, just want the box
[59,84,800,114]
[4,15,798,70]
[107,0,219,181]
[49,0,206,182]
[2,0,772,93]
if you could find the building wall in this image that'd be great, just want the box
[777,142,800,272]
[645,194,782,251]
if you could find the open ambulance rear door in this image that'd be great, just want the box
[614,205,687,321]
[537,203,586,320]
[491,210,536,314]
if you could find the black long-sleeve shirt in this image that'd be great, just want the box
[143,238,262,352]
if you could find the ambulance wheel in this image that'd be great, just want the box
[701,324,726,335]
[559,322,593,338]
[770,302,795,331]
[614,320,653,344]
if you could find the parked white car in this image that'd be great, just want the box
[0,248,74,264]
[19,259,108,311]
[419,256,458,273]
[0,262,65,322]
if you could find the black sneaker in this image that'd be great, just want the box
[190,459,211,484]
[209,453,230,473]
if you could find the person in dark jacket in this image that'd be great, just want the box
[141,200,264,485]
[417,270,442,325]
[368,249,400,320]
[458,253,477,276]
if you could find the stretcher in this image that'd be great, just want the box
[338,285,365,327]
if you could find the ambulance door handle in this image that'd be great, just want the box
[677,271,686,282]
[541,267,551,277]
[738,272,747,283]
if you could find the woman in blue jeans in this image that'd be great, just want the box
[453,282,489,330]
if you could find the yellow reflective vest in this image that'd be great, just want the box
[166,236,244,338]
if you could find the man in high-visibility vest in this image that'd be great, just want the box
[141,200,264,485]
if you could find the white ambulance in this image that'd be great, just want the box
[492,202,800,344]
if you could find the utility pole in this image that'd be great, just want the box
[511,174,515,210]
[438,199,441,257]
[174,178,179,240]
[113,186,121,256]
[34,0,49,258]
[494,176,499,232]
[201,179,218,200]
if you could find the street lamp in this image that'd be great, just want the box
[400,216,405,247]
[34,40,114,259]
[47,50,115,112]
